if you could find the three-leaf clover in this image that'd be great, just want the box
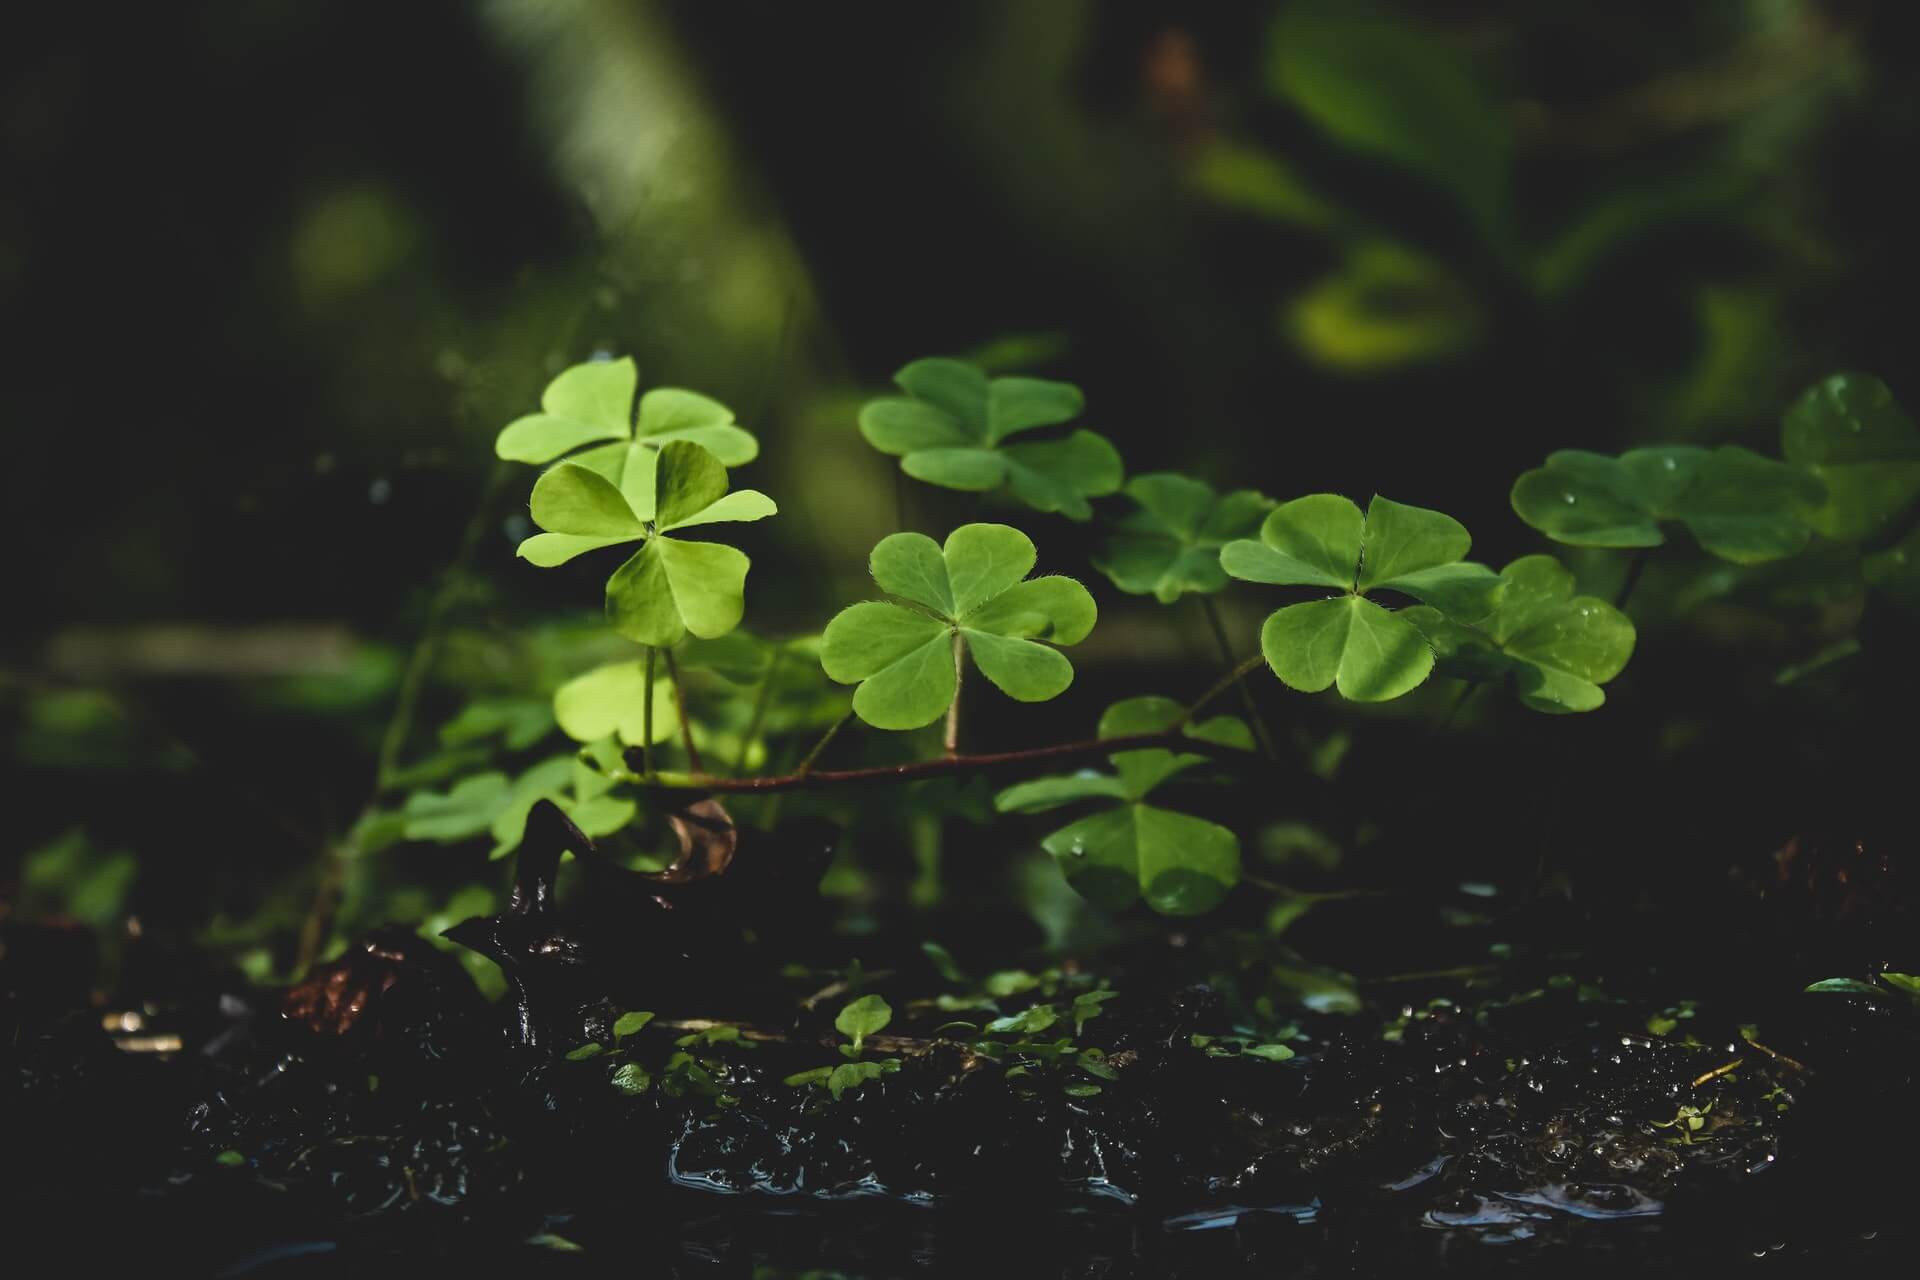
[1510,446,1826,564]
[1402,555,1637,713]
[1220,495,1500,701]
[402,754,634,859]
[857,358,1123,520]
[1780,372,1920,543]
[518,440,775,647]
[495,356,758,517]
[1093,472,1275,604]
[821,524,1097,730]
[996,697,1252,915]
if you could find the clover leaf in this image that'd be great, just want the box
[820,523,1097,730]
[857,358,1123,520]
[517,439,775,647]
[1403,555,1637,713]
[1780,373,1920,542]
[495,357,759,514]
[402,754,634,860]
[551,661,677,746]
[995,697,1252,915]
[1510,445,1825,564]
[1220,494,1500,701]
[1093,472,1274,603]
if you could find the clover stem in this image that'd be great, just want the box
[733,649,783,776]
[944,631,966,757]
[1200,597,1280,763]
[1430,680,1481,739]
[795,710,854,778]
[641,645,657,780]
[660,646,704,774]
[1613,546,1655,611]
[1176,653,1269,727]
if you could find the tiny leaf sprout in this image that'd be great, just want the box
[821,524,1097,731]
[857,358,1122,520]
[1220,494,1501,701]
[786,994,901,1101]
[997,697,1252,915]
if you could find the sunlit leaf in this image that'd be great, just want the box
[496,357,758,467]
[821,524,1097,730]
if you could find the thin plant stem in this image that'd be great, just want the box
[1614,546,1654,611]
[641,645,657,780]
[733,649,782,776]
[1199,596,1279,762]
[795,710,853,778]
[943,631,965,757]
[1430,680,1481,739]
[613,653,1269,796]
[661,646,703,774]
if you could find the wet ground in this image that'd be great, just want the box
[4,902,1917,1278]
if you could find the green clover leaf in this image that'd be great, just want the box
[402,755,635,860]
[1402,555,1637,713]
[516,440,775,648]
[551,661,677,746]
[857,358,1123,520]
[820,524,1097,730]
[1511,445,1826,564]
[1219,495,1499,701]
[996,697,1251,915]
[495,358,759,515]
[1780,373,1920,542]
[1093,472,1275,604]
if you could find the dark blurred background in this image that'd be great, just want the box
[5,0,1917,975]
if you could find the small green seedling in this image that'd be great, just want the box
[821,524,1096,731]
[857,358,1122,519]
[1189,1033,1296,1061]
[1220,494,1500,701]
[1094,473,1274,603]
[997,697,1252,914]
[784,994,903,1101]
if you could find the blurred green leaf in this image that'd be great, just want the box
[1265,2,1510,243]
[1094,473,1274,604]
[1780,372,1920,542]
[858,357,1122,519]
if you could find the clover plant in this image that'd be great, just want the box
[857,358,1122,519]
[1220,494,1500,700]
[1093,473,1274,604]
[1402,555,1636,713]
[496,355,758,474]
[821,524,1096,733]
[996,697,1252,915]
[1510,445,1824,564]
[1780,373,1920,543]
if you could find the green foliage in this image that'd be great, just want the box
[1510,446,1825,564]
[518,439,775,647]
[1264,0,1510,245]
[821,524,1097,730]
[612,1010,655,1041]
[552,660,676,746]
[1808,974,1920,1003]
[833,993,892,1057]
[1220,494,1498,700]
[401,751,634,859]
[857,358,1122,519]
[997,697,1251,915]
[1093,473,1273,604]
[787,995,901,1100]
[1780,373,1920,542]
[495,356,758,472]
[1403,555,1636,712]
